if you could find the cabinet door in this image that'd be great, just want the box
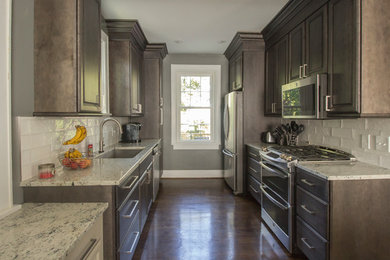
[109,41,131,116]
[275,36,288,114]
[305,5,328,76]
[265,46,276,115]
[328,0,360,114]
[235,55,243,89]
[289,23,305,82]
[79,0,102,112]
[265,36,288,116]
[130,44,143,115]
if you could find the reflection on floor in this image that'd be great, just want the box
[134,179,305,260]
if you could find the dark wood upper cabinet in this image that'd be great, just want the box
[289,23,305,82]
[229,59,236,91]
[228,53,243,91]
[235,55,243,90]
[305,5,328,76]
[106,20,148,117]
[79,0,102,112]
[34,0,102,115]
[265,36,288,116]
[327,0,359,115]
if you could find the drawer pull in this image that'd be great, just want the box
[249,185,258,193]
[301,237,315,249]
[259,162,288,179]
[122,232,140,254]
[81,238,99,260]
[248,166,259,173]
[300,204,315,215]
[248,152,259,158]
[120,176,138,189]
[301,179,315,187]
[122,200,139,219]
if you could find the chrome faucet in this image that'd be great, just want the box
[99,118,123,153]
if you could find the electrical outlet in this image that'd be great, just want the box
[374,135,389,152]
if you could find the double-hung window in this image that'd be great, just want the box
[171,64,221,150]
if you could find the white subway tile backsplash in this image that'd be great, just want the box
[285,118,390,169]
[17,116,129,181]
[332,128,353,139]
[341,119,365,129]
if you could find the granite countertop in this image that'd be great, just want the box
[297,161,390,181]
[0,203,108,260]
[20,139,160,187]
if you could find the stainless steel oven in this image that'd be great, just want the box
[282,74,327,119]
[259,149,294,253]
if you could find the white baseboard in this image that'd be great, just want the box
[162,170,223,178]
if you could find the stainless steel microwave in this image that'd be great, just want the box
[281,74,327,119]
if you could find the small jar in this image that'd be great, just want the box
[38,163,55,179]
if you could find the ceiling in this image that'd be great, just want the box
[101,0,288,54]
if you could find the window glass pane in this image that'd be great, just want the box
[181,91,192,107]
[201,77,210,92]
[180,108,211,140]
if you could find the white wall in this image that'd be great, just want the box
[0,0,15,215]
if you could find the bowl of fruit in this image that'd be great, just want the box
[60,148,92,170]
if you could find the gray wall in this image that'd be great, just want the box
[162,54,229,170]
[12,0,34,204]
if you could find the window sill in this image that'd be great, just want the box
[172,142,220,150]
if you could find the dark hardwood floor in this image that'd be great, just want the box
[134,179,305,260]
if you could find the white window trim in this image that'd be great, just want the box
[171,64,221,150]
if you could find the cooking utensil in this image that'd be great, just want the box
[291,121,299,132]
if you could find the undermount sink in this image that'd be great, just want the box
[97,149,142,159]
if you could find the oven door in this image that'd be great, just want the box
[282,74,325,119]
[259,157,292,252]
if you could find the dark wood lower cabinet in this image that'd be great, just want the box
[296,166,390,260]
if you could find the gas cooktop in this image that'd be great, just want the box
[267,145,356,162]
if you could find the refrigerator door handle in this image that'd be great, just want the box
[222,149,234,158]
[223,103,230,141]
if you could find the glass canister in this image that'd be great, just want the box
[38,163,55,179]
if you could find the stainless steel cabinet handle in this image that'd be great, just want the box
[259,161,288,179]
[300,179,315,187]
[303,64,308,77]
[248,166,259,174]
[301,237,315,249]
[248,152,259,158]
[299,65,303,79]
[325,95,332,112]
[81,239,99,260]
[122,200,139,219]
[300,204,315,215]
[222,149,234,158]
[122,232,140,254]
[249,185,258,193]
[259,184,290,211]
[119,176,138,189]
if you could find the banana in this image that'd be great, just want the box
[63,125,87,145]
[64,148,82,159]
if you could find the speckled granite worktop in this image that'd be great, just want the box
[0,203,108,260]
[246,143,390,180]
[297,161,390,180]
[20,139,160,187]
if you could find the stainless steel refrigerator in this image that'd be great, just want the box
[222,91,243,194]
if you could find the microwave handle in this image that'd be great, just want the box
[325,95,332,112]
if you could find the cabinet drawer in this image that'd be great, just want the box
[65,215,103,260]
[247,157,261,182]
[118,185,140,246]
[296,216,328,260]
[247,146,260,161]
[140,153,153,175]
[296,186,328,239]
[248,175,261,205]
[118,210,140,260]
[296,167,329,202]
